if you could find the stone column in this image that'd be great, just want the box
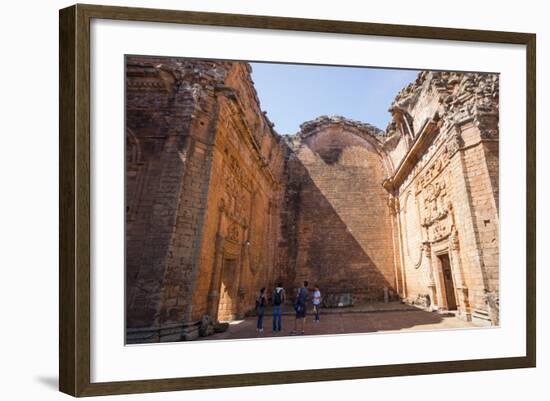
[397,209,409,299]
[207,234,226,320]
[446,129,490,316]
[388,194,404,296]
[233,241,245,319]
[422,242,437,311]
[448,229,471,321]
[236,191,256,317]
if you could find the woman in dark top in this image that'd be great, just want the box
[291,281,309,335]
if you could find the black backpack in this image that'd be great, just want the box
[273,289,282,305]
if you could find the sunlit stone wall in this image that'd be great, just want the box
[125,58,285,342]
[384,71,500,325]
[125,61,500,343]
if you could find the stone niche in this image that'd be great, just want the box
[125,60,500,343]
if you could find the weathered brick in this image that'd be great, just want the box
[125,61,500,343]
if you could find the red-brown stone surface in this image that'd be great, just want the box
[278,119,396,304]
[125,59,499,343]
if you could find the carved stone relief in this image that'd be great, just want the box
[226,222,240,243]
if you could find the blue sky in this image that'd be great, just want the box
[250,62,418,135]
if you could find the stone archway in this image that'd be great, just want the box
[281,116,397,303]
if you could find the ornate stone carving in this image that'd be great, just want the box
[387,194,400,215]
[390,71,499,140]
[125,57,502,340]
[404,294,432,309]
[446,131,464,156]
[221,157,253,227]
[422,242,432,257]
[431,219,451,242]
[410,294,431,308]
[412,242,434,269]
[225,155,252,193]
[421,179,449,228]
[226,222,240,242]
[386,71,498,198]
[401,129,454,194]
[417,174,455,243]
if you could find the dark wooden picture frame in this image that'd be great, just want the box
[59,3,536,397]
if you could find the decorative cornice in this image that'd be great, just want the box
[390,71,499,139]
[382,117,441,192]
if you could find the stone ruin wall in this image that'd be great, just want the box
[125,59,500,342]
[384,71,499,324]
[125,57,286,342]
[278,117,397,305]
[187,63,287,326]
[125,56,218,337]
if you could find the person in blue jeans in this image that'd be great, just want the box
[272,282,285,333]
[291,281,309,335]
[256,287,267,333]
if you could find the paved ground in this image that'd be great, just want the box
[203,303,479,341]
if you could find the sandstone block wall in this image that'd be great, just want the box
[384,71,500,324]
[125,58,286,342]
[188,64,287,322]
[279,119,396,303]
[125,61,500,342]
[125,57,212,334]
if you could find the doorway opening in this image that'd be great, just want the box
[217,258,237,321]
[438,253,457,311]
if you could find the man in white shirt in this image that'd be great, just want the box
[312,285,321,323]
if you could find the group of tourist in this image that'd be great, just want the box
[255,281,321,335]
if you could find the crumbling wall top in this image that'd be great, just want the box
[298,115,385,138]
[389,70,499,137]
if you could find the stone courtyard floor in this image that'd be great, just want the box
[203,302,479,341]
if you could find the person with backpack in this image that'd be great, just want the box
[291,281,309,335]
[255,287,267,333]
[272,282,285,334]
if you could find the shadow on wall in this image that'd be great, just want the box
[281,148,395,304]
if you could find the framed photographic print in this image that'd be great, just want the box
[59,3,536,397]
